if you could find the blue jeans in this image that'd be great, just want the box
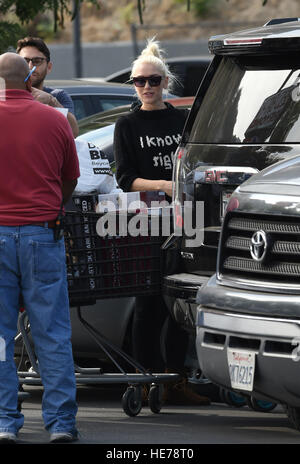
[0,225,77,435]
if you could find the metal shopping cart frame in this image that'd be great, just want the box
[17,206,179,416]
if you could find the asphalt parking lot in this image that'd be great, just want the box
[15,383,300,450]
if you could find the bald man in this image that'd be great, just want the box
[0,52,79,443]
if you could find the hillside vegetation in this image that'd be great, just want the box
[52,0,300,43]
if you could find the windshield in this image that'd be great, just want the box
[190,56,300,144]
[77,123,115,147]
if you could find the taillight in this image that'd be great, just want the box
[173,147,186,234]
[224,38,263,46]
[175,204,183,228]
[225,196,239,214]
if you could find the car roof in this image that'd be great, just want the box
[44,79,137,95]
[212,19,300,41]
[209,18,300,55]
[78,97,192,136]
[170,96,195,106]
[77,123,115,147]
[164,55,211,63]
[103,56,211,81]
[78,104,130,134]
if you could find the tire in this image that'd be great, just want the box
[148,385,162,414]
[246,396,277,412]
[219,387,227,404]
[17,387,30,412]
[284,405,300,431]
[122,386,142,417]
[223,390,247,408]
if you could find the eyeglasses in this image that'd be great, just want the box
[132,75,163,87]
[24,66,37,82]
[23,57,47,67]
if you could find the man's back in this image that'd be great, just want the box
[0,89,79,225]
[0,51,79,444]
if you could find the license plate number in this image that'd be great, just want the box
[227,349,255,391]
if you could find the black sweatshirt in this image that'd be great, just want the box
[114,102,188,192]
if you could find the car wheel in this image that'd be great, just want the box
[223,390,247,407]
[219,387,227,404]
[17,386,30,412]
[246,396,277,412]
[284,405,300,431]
[220,387,246,407]
[122,386,142,417]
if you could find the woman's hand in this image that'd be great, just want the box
[160,180,173,198]
[130,179,173,197]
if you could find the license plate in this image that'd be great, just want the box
[227,349,255,391]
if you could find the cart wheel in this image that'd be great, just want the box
[17,392,30,412]
[148,384,162,414]
[223,390,247,408]
[122,386,142,417]
[284,405,300,431]
[17,387,30,412]
[17,400,22,412]
[246,396,277,412]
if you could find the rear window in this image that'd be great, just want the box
[189,55,300,144]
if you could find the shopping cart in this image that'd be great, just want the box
[17,206,179,416]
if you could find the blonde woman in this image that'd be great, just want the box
[115,38,186,198]
[114,39,209,405]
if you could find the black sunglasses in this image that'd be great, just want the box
[23,57,48,67]
[132,75,163,87]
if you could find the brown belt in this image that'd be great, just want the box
[29,221,56,229]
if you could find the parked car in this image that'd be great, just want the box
[78,124,116,169]
[196,155,300,431]
[162,18,300,343]
[78,96,194,135]
[103,56,211,97]
[44,79,138,120]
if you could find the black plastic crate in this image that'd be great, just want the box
[64,210,165,305]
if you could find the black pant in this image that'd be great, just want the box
[132,295,189,372]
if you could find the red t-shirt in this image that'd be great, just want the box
[0,90,80,225]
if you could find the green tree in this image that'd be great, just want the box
[136,0,268,23]
[0,0,99,53]
[0,20,24,52]
[0,0,269,52]
[174,0,217,18]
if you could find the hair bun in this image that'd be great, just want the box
[141,37,165,61]
[131,37,179,94]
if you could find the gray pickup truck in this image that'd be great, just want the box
[196,155,300,431]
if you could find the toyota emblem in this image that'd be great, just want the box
[250,230,268,263]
